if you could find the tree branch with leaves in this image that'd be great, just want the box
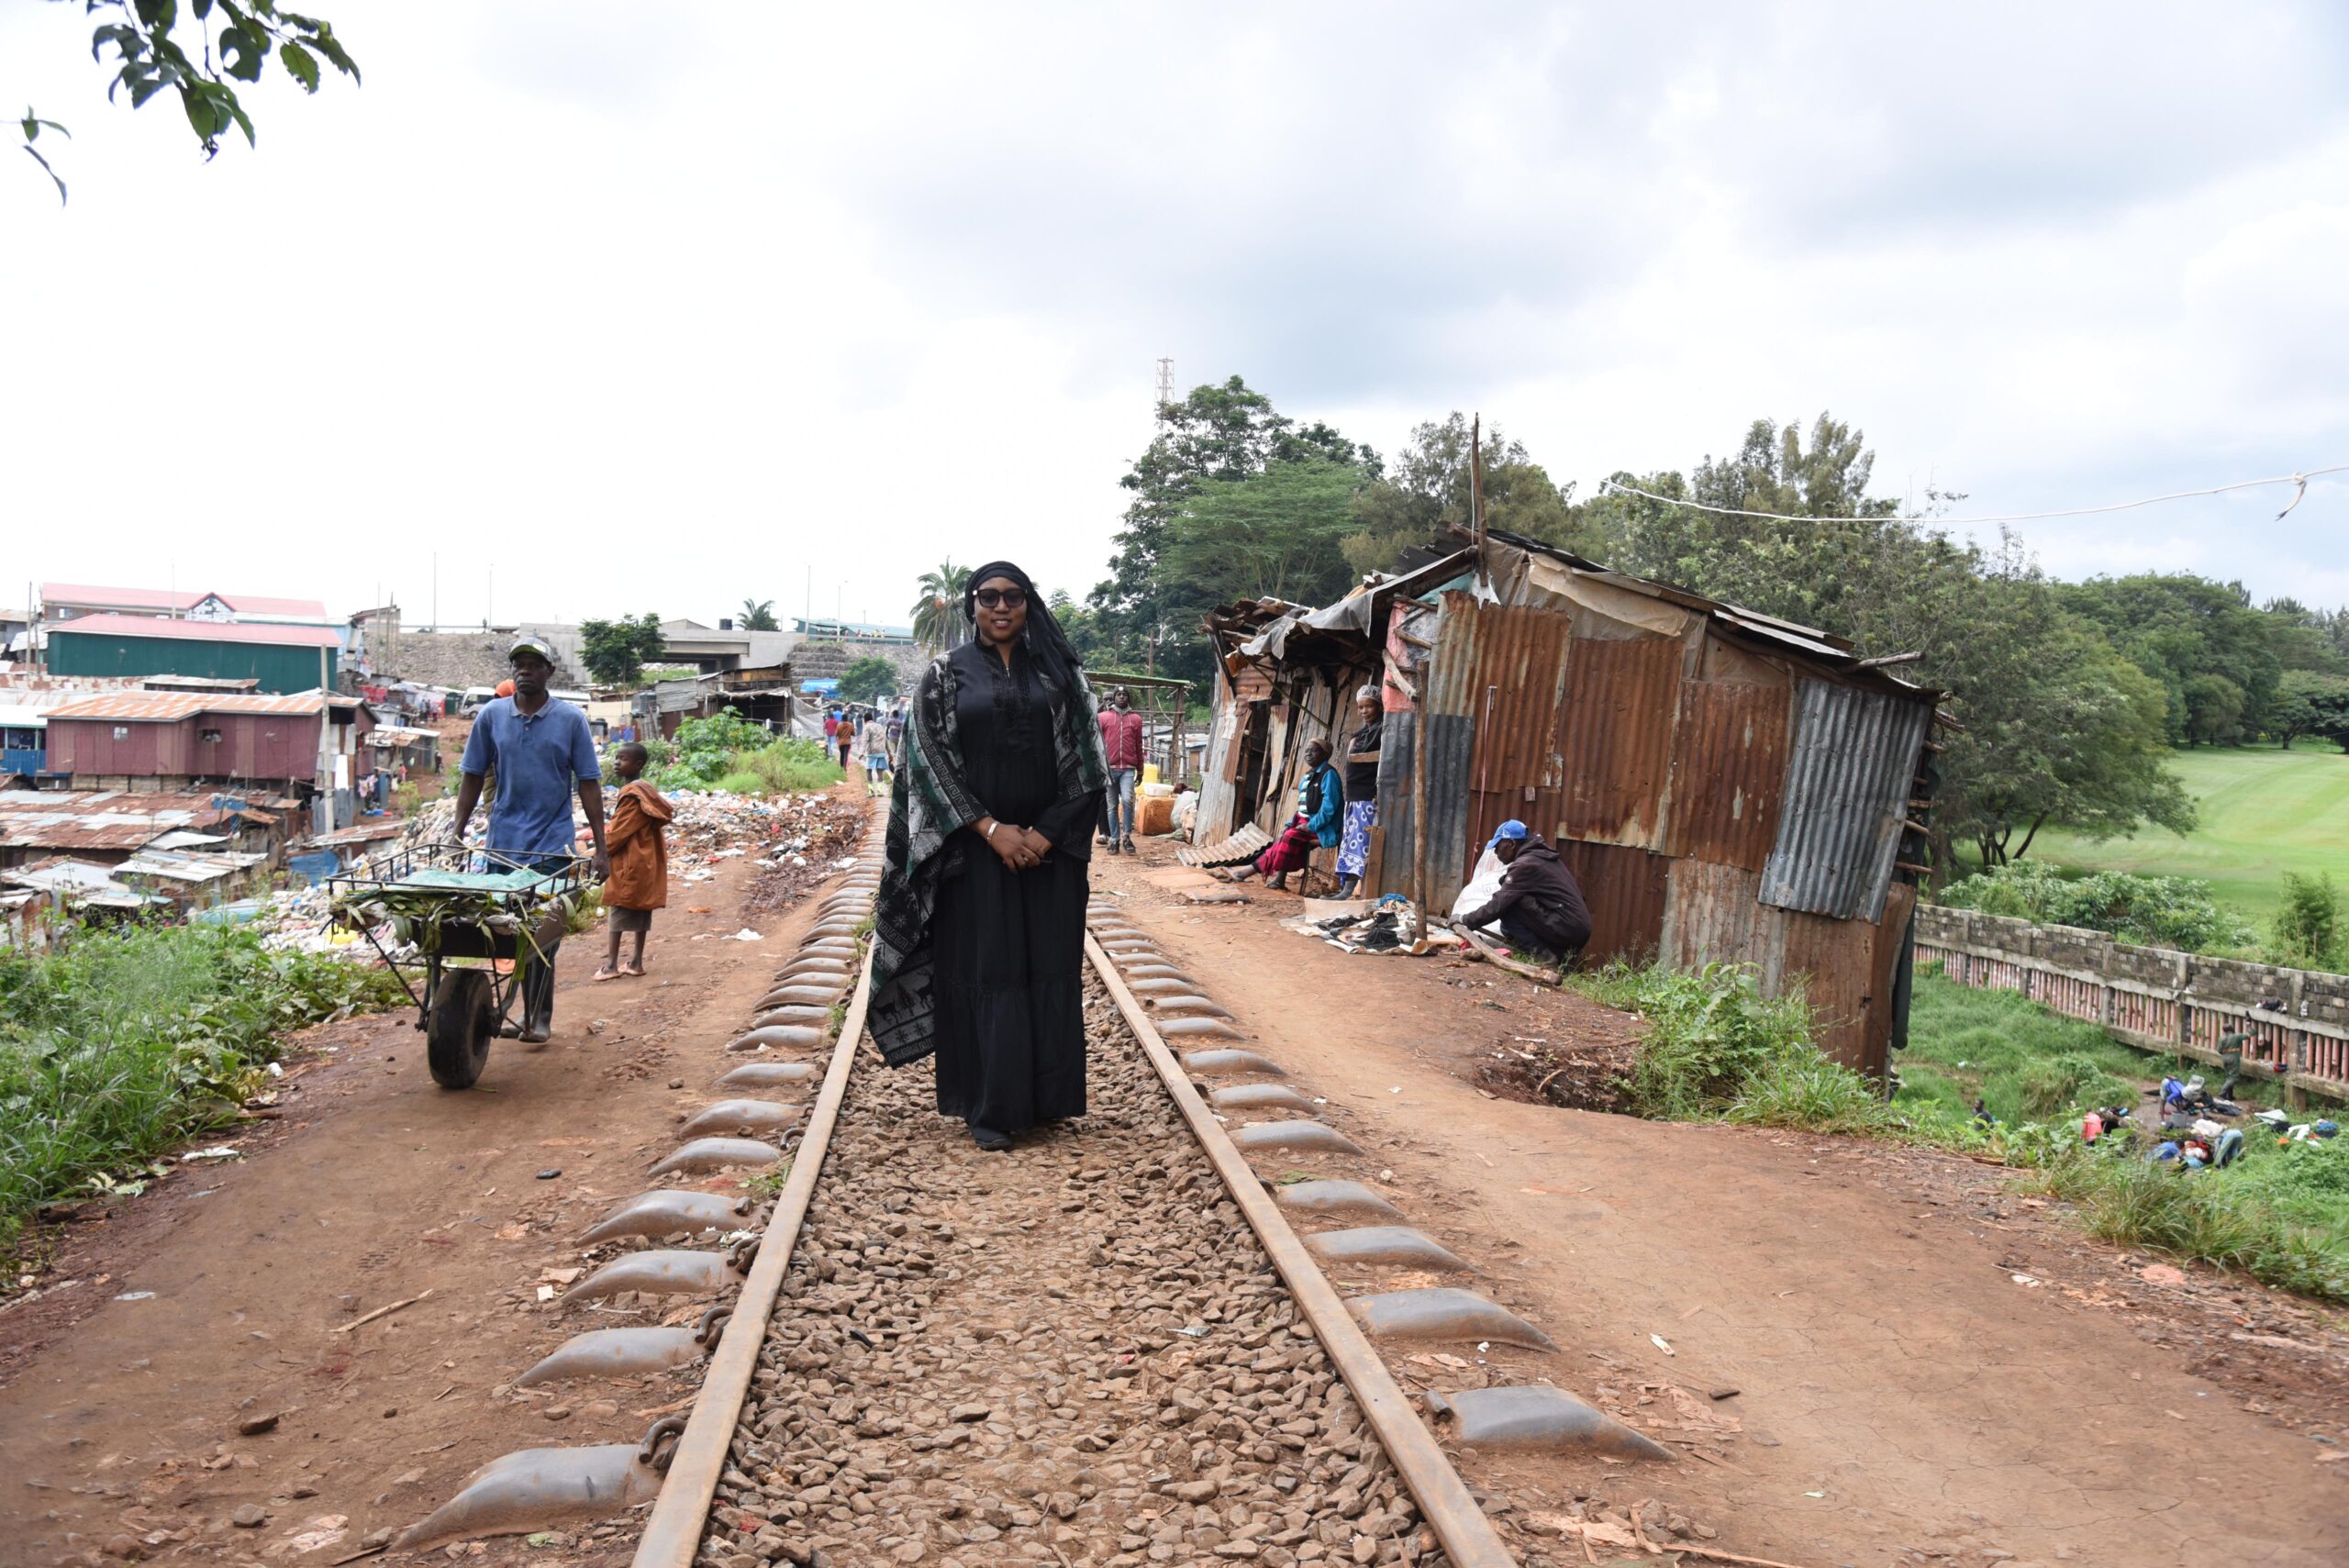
[20,0,358,205]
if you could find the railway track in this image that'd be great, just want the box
[386,829,1674,1568]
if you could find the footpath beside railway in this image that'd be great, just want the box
[1083,843,2349,1568]
[0,849,824,1565]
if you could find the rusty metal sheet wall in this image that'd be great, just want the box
[1464,606,1573,792]
[1423,592,1482,717]
[1557,635,1682,850]
[1374,710,1475,908]
[1779,903,1872,1071]
[1759,679,1932,922]
[1661,859,1774,978]
[1552,840,1667,966]
[1665,680,1789,872]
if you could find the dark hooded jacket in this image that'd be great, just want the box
[1461,837,1592,953]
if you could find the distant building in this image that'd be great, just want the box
[41,690,374,832]
[40,583,329,625]
[46,615,342,694]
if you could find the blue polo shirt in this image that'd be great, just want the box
[460,695,600,862]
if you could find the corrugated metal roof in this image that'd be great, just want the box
[1557,634,1682,850]
[0,788,250,850]
[1759,679,1931,922]
[1666,680,1790,872]
[46,690,331,722]
[48,614,340,649]
[1178,822,1272,869]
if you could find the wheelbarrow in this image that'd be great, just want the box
[328,842,589,1089]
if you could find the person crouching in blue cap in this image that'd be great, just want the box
[1456,819,1592,968]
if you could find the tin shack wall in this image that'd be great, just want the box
[1760,679,1932,922]
[46,715,195,778]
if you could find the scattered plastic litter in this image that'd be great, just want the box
[182,1146,243,1163]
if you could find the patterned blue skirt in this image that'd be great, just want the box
[1337,799,1375,877]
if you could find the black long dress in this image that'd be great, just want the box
[930,641,1101,1134]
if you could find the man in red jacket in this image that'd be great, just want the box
[1097,686,1145,854]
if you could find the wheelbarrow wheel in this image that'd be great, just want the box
[428,968,496,1089]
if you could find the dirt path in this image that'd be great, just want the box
[1089,845,2349,1568]
[0,846,855,1568]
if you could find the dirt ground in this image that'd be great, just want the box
[8,806,2348,1568]
[0,834,858,1568]
[1088,840,2349,1568]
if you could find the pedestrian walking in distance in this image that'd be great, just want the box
[869,562,1108,1151]
[861,711,893,797]
[596,741,673,980]
[452,637,608,1044]
[1098,686,1144,853]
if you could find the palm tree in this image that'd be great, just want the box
[909,560,972,655]
[739,598,779,631]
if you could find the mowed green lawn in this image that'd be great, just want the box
[2034,742,2349,927]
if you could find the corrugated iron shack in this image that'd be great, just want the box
[1197,532,1941,1075]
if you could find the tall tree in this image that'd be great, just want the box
[839,656,897,705]
[1563,415,2195,876]
[1158,459,1372,652]
[1340,413,1592,576]
[21,1,361,204]
[909,561,972,655]
[738,599,779,631]
[1092,375,1376,669]
[578,613,666,685]
[2061,574,2283,746]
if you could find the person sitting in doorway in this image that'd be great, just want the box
[1222,740,1341,892]
[1456,819,1592,968]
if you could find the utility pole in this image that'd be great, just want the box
[432,552,439,632]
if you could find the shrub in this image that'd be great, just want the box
[1936,861,2257,953]
[2271,871,2342,969]
[649,712,841,795]
[1572,961,1822,1120]
[0,925,403,1261]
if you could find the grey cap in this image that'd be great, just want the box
[509,635,556,664]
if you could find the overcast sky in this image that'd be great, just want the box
[6,2,2345,630]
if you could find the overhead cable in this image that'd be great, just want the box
[1595,464,2348,527]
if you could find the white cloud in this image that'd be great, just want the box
[2,0,2344,631]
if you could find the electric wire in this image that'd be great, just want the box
[1596,464,2348,527]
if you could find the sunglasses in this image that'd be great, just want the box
[974,588,1028,609]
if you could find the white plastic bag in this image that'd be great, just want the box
[1450,845,1506,924]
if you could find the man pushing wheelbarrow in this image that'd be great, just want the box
[452,636,609,1044]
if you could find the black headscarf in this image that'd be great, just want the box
[963,562,1085,694]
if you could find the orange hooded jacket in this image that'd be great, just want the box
[603,779,674,911]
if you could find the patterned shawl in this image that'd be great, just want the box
[867,644,1108,1065]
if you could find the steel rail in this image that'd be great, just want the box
[628,916,1515,1568]
[1083,932,1520,1568]
[629,937,876,1568]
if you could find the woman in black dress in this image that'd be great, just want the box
[867,562,1108,1151]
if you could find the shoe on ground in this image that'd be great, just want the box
[1119,838,1136,854]
[971,1125,1013,1151]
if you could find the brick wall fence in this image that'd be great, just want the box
[1913,906,2349,1104]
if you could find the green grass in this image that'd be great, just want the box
[0,925,404,1266]
[1585,960,2349,1302]
[1896,973,2176,1125]
[2034,742,2349,928]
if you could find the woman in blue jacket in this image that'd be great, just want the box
[1227,740,1341,892]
